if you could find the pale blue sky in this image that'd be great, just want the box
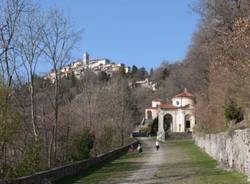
[39,0,200,71]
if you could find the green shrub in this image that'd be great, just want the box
[224,99,244,124]
[15,140,42,177]
[69,129,95,161]
[139,125,151,133]
[99,124,114,153]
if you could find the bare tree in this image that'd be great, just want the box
[80,70,101,128]
[0,0,27,88]
[0,0,27,176]
[18,5,45,142]
[109,78,134,146]
[188,0,250,131]
[42,8,80,167]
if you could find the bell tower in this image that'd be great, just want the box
[83,52,90,65]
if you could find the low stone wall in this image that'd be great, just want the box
[193,129,250,178]
[167,132,192,140]
[1,141,138,184]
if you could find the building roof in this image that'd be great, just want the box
[146,107,158,110]
[175,92,194,98]
[153,97,162,102]
[90,58,110,62]
[160,103,177,109]
[160,103,192,110]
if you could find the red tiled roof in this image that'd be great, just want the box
[153,97,162,102]
[175,92,194,98]
[146,107,158,110]
[160,103,177,109]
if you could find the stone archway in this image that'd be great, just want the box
[151,117,158,136]
[164,114,173,132]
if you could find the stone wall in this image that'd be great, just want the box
[193,129,250,178]
[1,141,138,184]
[167,132,192,140]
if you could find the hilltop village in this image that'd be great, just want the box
[45,52,157,91]
[45,52,130,82]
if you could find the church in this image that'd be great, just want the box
[144,89,196,141]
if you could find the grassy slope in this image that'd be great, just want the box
[176,140,249,184]
[56,152,142,184]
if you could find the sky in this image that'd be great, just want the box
[39,0,200,71]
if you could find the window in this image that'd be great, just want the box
[147,111,152,119]
[176,101,179,105]
[185,121,190,128]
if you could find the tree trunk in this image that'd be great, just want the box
[48,126,55,168]
[53,68,59,166]
[30,71,38,141]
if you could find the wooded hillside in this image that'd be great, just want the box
[149,0,249,132]
[0,0,249,179]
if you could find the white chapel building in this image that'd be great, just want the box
[145,89,196,141]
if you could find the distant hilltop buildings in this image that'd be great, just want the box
[129,78,157,91]
[45,52,157,91]
[45,52,130,82]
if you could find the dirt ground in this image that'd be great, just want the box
[61,137,249,184]
[111,138,197,184]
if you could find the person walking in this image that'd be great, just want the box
[137,143,143,154]
[155,140,160,151]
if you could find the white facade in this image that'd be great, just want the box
[152,100,161,108]
[145,108,159,120]
[125,67,130,73]
[145,91,196,141]
[172,97,194,107]
[97,59,110,65]
[134,78,157,91]
[89,59,110,68]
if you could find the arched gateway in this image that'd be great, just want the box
[164,114,173,131]
[144,89,196,141]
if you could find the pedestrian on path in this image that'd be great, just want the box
[129,144,135,152]
[155,140,160,151]
[137,143,143,154]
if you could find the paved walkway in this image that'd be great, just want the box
[60,138,249,184]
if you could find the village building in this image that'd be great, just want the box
[45,52,130,82]
[128,78,157,92]
[134,78,157,91]
[144,89,196,141]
